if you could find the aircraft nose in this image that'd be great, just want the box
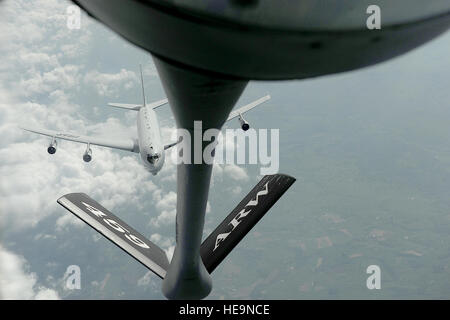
[147,153,161,164]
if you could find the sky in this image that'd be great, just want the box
[0,0,449,299]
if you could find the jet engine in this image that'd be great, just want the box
[239,116,250,131]
[47,139,57,154]
[83,144,92,162]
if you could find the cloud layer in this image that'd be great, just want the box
[0,0,250,299]
[0,246,60,300]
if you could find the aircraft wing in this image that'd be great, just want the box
[164,141,178,150]
[21,126,139,153]
[148,98,168,110]
[163,136,183,151]
[226,95,271,122]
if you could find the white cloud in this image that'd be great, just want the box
[0,0,92,89]
[150,233,175,262]
[0,77,173,231]
[0,246,60,300]
[0,0,182,297]
[83,69,137,97]
[209,130,250,184]
[150,191,177,227]
[229,186,242,195]
[34,288,61,300]
[212,163,249,184]
[18,52,59,69]
[223,164,249,181]
[20,64,81,95]
[0,0,228,251]
[55,213,84,231]
[137,271,156,287]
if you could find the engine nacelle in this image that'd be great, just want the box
[239,116,250,131]
[83,147,92,162]
[47,140,57,154]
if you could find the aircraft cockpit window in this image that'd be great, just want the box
[147,153,160,164]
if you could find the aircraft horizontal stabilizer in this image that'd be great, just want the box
[107,103,143,110]
[200,173,296,273]
[107,99,168,111]
[57,193,169,279]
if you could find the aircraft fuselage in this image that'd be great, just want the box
[137,105,165,175]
